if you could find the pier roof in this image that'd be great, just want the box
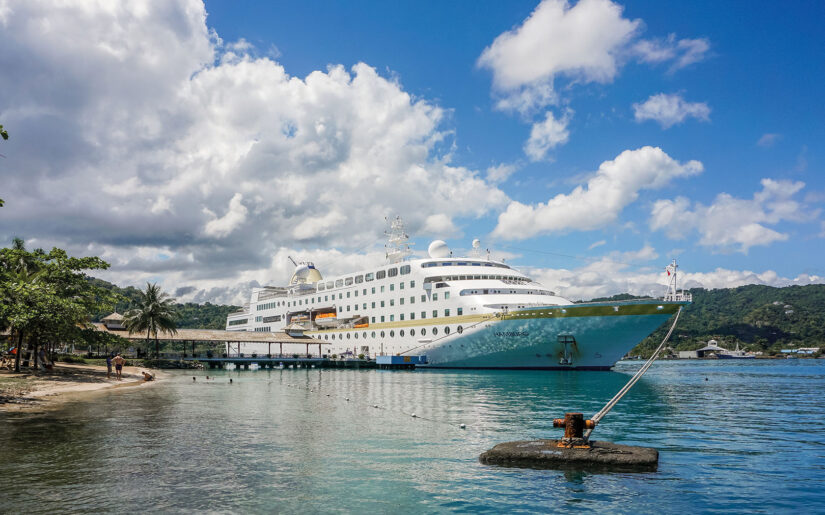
[91,323,326,344]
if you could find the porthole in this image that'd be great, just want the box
[324,335,328,340]
[363,332,367,339]
[445,326,450,335]
[354,333,358,339]
[371,331,376,338]
[410,329,416,337]
[332,334,336,340]
[421,328,427,336]
[457,326,463,334]
[381,331,385,338]
[433,327,438,335]
[347,333,351,339]
[400,330,405,337]
[390,330,395,337]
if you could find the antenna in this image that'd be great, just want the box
[287,255,298,267]
[384,216,413,263]
[663,259,692,302]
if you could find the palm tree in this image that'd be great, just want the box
[124,283,178,359]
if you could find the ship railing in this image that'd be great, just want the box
[663,292,693,302]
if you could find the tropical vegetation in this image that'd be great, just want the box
[123,283,179,359]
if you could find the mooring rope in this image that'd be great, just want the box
[583,306,683,441]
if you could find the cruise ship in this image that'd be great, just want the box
[226,218,691,370]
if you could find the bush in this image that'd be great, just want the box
[358,353,365,360]
[58,355,86,364]
[292,354,299,359]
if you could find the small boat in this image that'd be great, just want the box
[716,342,755,359]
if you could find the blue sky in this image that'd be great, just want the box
[0,0,823,303]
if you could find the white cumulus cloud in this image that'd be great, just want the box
[650,179,817,253]
[492,146,702,239]
[632,34,710,72]
[477,0,640,114]
[632,93,710,128]
[524,110,572,161]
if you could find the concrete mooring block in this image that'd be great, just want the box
[479,439,658,472]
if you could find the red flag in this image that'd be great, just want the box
[667,270,671,276]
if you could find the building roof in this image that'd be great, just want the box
[101,312,124,322]
[91,323,326,344]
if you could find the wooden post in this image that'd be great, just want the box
[268,342,271,357]
[280,342,283,357]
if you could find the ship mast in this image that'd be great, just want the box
[384,216,413,263]
[663,259,692,302]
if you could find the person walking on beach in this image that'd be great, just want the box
[113,354,125,380]
[106,354,113,379]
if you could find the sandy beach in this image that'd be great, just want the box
[0,363,162,412]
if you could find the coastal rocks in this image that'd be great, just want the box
[479,439,658,472]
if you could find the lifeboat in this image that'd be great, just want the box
[354,323,369,328]
[315,312,338,327]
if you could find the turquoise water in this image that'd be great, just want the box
[1,360,824,513]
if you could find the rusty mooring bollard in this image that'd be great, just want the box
[552,412,596,448]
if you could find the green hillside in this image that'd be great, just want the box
[88,278,240,329]
[604,284,825,356]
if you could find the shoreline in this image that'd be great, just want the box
[0,363,164,413]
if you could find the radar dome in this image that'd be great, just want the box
[472,239,481,249]
[289,263,323,285]
[428,240,451,258]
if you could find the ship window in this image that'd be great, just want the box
[445,326,450,335]
[381,331,385,338]
[445,292,450,300]
[345,277,353,286]
[432,293,438,301]
[347,306,351,312]
[410,313,415,320]
[354,291,358,297]
[381,301,385,307]
[371,287,376,294]
[377,270,386,279]
[421,295,426,302]
[381,286,385,293]
[410,329,415,336]
[372,302,376,308]
[365,273,374,282]
[410,280,415,288]
[388,267,398,277]
[410,296,415,304]
[421,328,427,336]
[457,308,463,316]
[421,311,426,319]
[324,295,328,301]
[442,262,451,266]
[433,310,438,318]
[457,326,463,334]
[347,333,351,339]
[347,292,350,298]
[400,265,411,275]
[339,293,343,299]
[444,309,450,317]
[473,263,481,266]
[400,282,405,290]
[400,329,405,337]
[371,331,376,338]
[326,281,334,289]
[390,300,394,306]
[355,275,364,284]
[390,330,395,337]
[432,327,438,335]
[324,335,328,340]
[474,275,481,280]
[400,298,404,305]
[354,333,358,339]
[371,317,375,323]
[363,289,367,295]
[390,284,395,291]
[335,279,343,287]
[363,332,367,339]
[400,314,404,321]
[363,303,366,309]
[390,315,394,321]
[318,283,325,291]
[381,316,385,322]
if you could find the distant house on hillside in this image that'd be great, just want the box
[101,312,125,330]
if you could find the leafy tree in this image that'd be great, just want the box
[124,283,178,359]
[0,240,113,371]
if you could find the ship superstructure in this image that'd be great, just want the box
[226,217,690,370]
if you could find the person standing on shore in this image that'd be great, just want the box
[113,354,125,380]
[106,354,113,379]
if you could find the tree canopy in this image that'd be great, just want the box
[124,283,179,359]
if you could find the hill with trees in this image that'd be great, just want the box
[88,278,240,330]
[593,284,825,356]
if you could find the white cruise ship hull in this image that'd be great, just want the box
[419,301,683,370]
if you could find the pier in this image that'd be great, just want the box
[187,356,377,369]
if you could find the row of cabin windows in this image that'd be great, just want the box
[228,318,248,326]
[421,261,509,269]
[326,307,463,322]
[425,274,529,284]
[253,326,271,332]
[336,291,451,313]
[324,324,464,340]
[460,288,554,296]
[317,264,412,292]
[256,282,421,310]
